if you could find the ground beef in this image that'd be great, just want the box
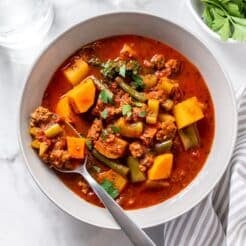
[139,154,154,172]
[49,149,70,168]
[150,54,166,70]
[115,93,132,108]
[147,89,167,101]
[129,141,145,158]
[170,86,183,102]
[86,119,102,143]
[140,125,157,146]
[92,99,105,116]
[30,106,57,127]
[165,59,181,74]
[156,121,177,142]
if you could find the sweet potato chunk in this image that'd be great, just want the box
[173,97,204,129]
[63,59,89,85]
[55,96,75,122]
[66,136,86,159]
[148,153,173,180]
[68,78,96,113]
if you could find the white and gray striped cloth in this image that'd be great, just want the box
[162,88,246,246]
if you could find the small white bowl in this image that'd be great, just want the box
[18,12,237,229]
[187,0,241,43]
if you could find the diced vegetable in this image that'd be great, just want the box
[116,78,147,102]
[68,78,96,113]
[44,123,63,138]
[39,142,49,157]
[148,153,173,180]
[178,124,200,150]
[94,137,128,159]
[120,43,136,57]
[98,169,127,192]
[127,156,146,183]
[100,179,119,199]
[146,99,159,124]
[154,140,173,154]
[29,127,40,137]
[173,97,204,129]
[31,139,41,149]
[159,77,178,94]
[142,74,157,89]
[116,118,143,138]
[161,99,174,111]
[63,59,89,85]
[92,149,129,177]
[158,113,175,122]
[55,96,75,123]
[66,136,86,159]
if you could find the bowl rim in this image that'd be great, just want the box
[18,11,238,229]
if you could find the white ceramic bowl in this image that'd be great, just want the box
[18,12,237,229]
[187,0,241,43]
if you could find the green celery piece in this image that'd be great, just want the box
[218,18,231,40]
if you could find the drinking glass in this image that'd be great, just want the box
[0,0,54,61]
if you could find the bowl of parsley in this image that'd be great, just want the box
[188,0,246,43]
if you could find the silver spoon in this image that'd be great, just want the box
[53,156,156,246]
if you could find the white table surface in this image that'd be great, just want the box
[0,0,245,245]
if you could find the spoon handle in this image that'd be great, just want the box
[81,171,156,246]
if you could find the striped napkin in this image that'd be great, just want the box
[162,88,246,246]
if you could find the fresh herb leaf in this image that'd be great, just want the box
[138,111,147,118]
[101,129,108,140]
[119,64,126,77]
[99,89,113,104]
[201,0,246,41]
[131,74,144,90]
[92,165,101,173]
[85,139,93,150]
[100,179,119,199]
[100,109,108,119]
[122,104,132,117]
[110,125,121,133]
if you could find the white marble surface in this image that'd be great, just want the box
[0,1,245,245]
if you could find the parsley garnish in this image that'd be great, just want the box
[100,179,119,199]
[202,0,246,41]
[110,125,121,133]
[131,74,144,90]
[100,109,108,119]
[99,89,113,104]
[122,104,132,117]
[119,64,126,77]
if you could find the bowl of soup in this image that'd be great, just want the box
[18,12,237,229]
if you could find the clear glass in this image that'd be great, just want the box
[0,0,54,49]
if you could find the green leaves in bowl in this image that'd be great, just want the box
[201,0,246,41]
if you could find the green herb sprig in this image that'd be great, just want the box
[201,0,246,41]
